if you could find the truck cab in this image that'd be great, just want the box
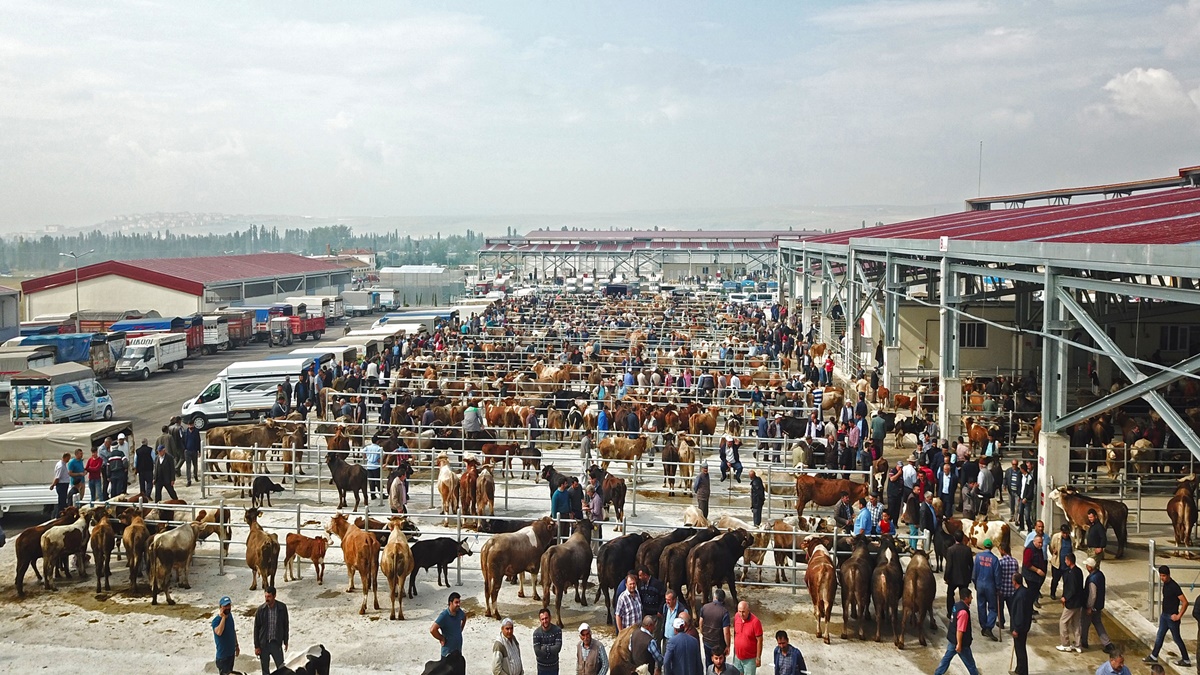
[115,333,187,380]
[269,317,294,347]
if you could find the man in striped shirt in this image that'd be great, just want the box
[614,575,643,632]
[996,543,1020,630]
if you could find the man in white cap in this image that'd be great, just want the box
[1081,557,1113,654]
[575,623,608,675]
[663,614,703,675]
[493,617,524,675]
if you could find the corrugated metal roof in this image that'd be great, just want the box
[381,265,446,274]
[805,187,1200,246]
[23,253,346,296]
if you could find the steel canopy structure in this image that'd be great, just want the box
[779,165,1200,527]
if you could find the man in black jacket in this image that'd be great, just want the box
[748,470,765,526]
[1056,553,1085,653]
[944,531,974,619]
[253,586,289,675]
[153,446,178,501]
[134,438,154,498]
[833,492,854,533]
[1080,557,1113,653]
[1086,509,1108,567]
[1009,574,1033,675]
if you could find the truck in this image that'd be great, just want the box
[5,333,123,378]
[181,357,316,429]
[285,295,344,324]
[213,309,254,348]
[108,316,203,357]
[369,287,398,311]
[288,312,326,342]
[0,420,133,519]
[332,335,382,360]
[269,317,294,347]
[115,333,187,380]
[342,290,379,317]
[288,345,357,366]
[239,304,294,342]
[202,315,230,354]
[11,363,115,425]
[0,346,57,405]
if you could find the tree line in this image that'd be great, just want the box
[1,226,485,273]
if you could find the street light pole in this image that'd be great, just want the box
[59,250,94,333]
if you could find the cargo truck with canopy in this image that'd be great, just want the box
[0,420,133,518]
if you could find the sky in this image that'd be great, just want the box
[1,0,1199,231]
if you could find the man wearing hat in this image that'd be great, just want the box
[575,623,608,675]
[212,595,240,675]
[663,615,703,675]
[492,617,524,675]
[1080,557,1113,654]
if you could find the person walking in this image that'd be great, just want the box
[212,595,240,675]
[731,600,763,674]
[771,630,806,675]
[1080,557,1113,654]
[135,438,154,498]
[1143,565,1191,667]
[431,592,468,659]
[1004,459,1021,518]
[106,440,129,497]
[363,436,383,503]
[1056,553,1085,653]
[1009,574,1033,675]
[663,616,703,675]
[50,452,72,517]
[1086,509,1108,567]
[934,588,978,675]
[1049,523,1073,599]
[492,617,524,675]
[748,470,765,527]
[576,623,609,675]
[944,531,973,620]
[693,465,711,520]
[153,445,179,501]
[253,586,288,675]
[699,589,731,666]
[971,539,1000,641]
[996,542,1020,630]
[183,421,202,486]
[532,608,563,675]
[1096,646,1131,675]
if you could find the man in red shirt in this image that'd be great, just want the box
[731,600,764,674]
[84,447,103,504]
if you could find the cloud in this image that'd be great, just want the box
[1100,67,1200,121]
[811,1,994,30]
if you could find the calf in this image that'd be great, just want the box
[14,507,78,596]
[380,517,416,620]
[148,522,202,605]
[252,475,285,508]
[409,537,473,597]
[284,533,327,584]
[89,507,116,593]
[41,510,91,590]
[244,507,280,591]
[958,517,1010,551]
[120,509,151,591]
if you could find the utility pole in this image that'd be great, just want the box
[59,249,94,333]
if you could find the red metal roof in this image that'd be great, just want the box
[22,253,346,297]
[805,187,1200,246]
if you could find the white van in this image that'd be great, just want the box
[116,333,188,380]
[288,346,357,366]
[181,357,315,429]
[728,292,751,304]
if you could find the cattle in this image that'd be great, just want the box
[871,535,903,645]
[252,475,285,508]
[689,406,719,438]
[540,464,572,494]
[770,516,830,583]
[479,518,535,535]
[595,532,652,625]
[958,517,1011,551]
[803,537,837,644]
[326,452,368,511]
[894,415,927,448]
[353,516,421,548]
[1104,442,1128,480]
[148,521,203,605]
[244,507,280,591]
[380,516,416,620]
[661,526,720,599]
[588,465,628,526]
[1048,486,1130,558]
[480,516,557,619]
[597,435,649,473]
[513,446,542,480]
[280,422,307,479]
[898,548,938,648]
[195,506,233,555]
[228,449,254,496]
[714,514,769,581]
[685,528,754,609]
[477,463,496,518]
[965,417,991,452]
[120,508,151,591]
[41,510,91,590]
[206,421,285,475]
[635,527,694,581]
[795,474,868,517]
[436,453,460,526]
[408,537,473,597]
[325,513,381,615]
[89,507,116,593]
[682,506,709,527]
[459,457,479,523]
[839,535,873,640]
[1129,438,1158,476]
[1168,474,1198,554]
[540,519,595,627]
[660,433,696,496]
[481,442,519,477]
[283,533,327,584]
[14,507,78,596]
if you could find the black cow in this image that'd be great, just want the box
[480,518,534,535]
[595,532,651,624]
[686,529,754,608]
[252,475,285,508]
[635,527,696,580]
[408,537,473,597]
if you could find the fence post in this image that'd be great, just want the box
[295,503,302,534]
[456,511,464,586]
[218,497,226,575]
[504,468,510,510]
[631,458,639,517]
[316,448,323,505]
[1148,538,1157,619]
[200,453,207,498]
[1137,476,1143,534]
[766,470,773,522]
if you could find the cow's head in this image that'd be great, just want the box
[456,538,473,557]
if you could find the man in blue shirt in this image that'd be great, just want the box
[972,539,1001,640]
[551,480,571,519]
[212,595,239,675]
[430,592,467,658]
[363,436,383,504]
[852,498,874,536]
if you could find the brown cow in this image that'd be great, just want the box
[899,548,938,648]
[436,453,460,526]
[148,521,203,605]
[120,509,151,591]
[14,507,78,596]
[597,435,649,473]
[871,535,903,645]
[840,535,873,640]
[803,536,836,644]
[689,406,719,438]
[380,517,416,620]
[1048,486,1128,558]
[714,514,768,581]
[195,506,233,555]
[477,463,496,518]
[635,527,695,581]
[284,533,327,584]
[540,519,595,627]
[660,526,719,599]
[244,507,280,591]
[480,516,556,618]
[964,417,990,452]
[1168,474,1198,555]
[41,510,91,590]
[325,513,381,615]
[459,458,479,521]
[89,506,116,593]
[795,474,868,517]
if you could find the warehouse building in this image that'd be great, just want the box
[378,265,466,306]
[21,253,352,319]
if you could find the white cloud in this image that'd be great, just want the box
[1100,67,1200,121]
[811,1,994,30]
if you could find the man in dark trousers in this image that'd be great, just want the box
[1056,553,1085,652]
[253,585,289,675]
[183,420,202,487]
[748,470,765,527]
[153,445,178,502]
[134,438,155,498]
[934,587,978,675]
[1080,557,1113,653]
[1144,564,1190,667]
[693,464,711,519]
[944,531,974,620]
[1086,508,1108,567]
[1009,574,1033,675]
